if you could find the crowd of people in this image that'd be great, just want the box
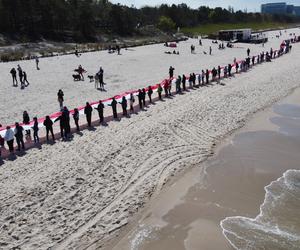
[10,65,30,89]
[0,38,295,159]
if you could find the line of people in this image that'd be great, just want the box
[0,44,292,158]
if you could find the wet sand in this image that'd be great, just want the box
[110,88,300,250]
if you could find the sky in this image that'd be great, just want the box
[110,0,300,12]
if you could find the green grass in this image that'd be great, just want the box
[181,22,293,35]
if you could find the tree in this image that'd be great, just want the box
[157,15,175,32]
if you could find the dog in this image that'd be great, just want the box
[88,75,94,82]
[72,74,81,81]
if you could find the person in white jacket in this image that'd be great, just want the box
[4,126,14,153]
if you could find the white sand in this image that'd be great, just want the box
[0,28,300,249]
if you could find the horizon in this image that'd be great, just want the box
[110,0,300,12]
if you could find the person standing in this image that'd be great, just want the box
[62,106,71,137]
[217,66,221,79]
[10,68,18,86]
[35,57,40,70]
[0,133,4,158]
[99,67,104,90]
[205,69,209,84]
[147,86,153,103]
[209,46,212,55]
[14,122,25,151]
[169,66,175,78]
[110,98,118,119]
[201,70,205,84]
[4,126,15,153]
[95,101,105,123]
[32,117,39,143]
[129,93,135,113]
[137,89,143,109]
[17,65,23,84]
[163,80,169,97]
[192,73,196,87]
[43,116,55,141]
[142,88,146,106]
[235,62,239,73]
[157,84,163,100]
[73,108,80,131]
[23,111,31,136]
[84,102,93,127]
[57,89,64,110]
[182,74,186,91]
[247,48,250,57]
[119,96,128,116]
[228,64,232,77]
[176,76,181,93]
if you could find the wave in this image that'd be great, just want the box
[221,169,300,250]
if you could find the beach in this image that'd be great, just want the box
[0,28,300,249]
[110,88,300,250]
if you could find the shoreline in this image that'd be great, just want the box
[109,87,300,250]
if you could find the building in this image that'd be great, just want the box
[219,29,252,42]
[261,2,300,16]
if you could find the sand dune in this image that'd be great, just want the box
[0,29,299,249]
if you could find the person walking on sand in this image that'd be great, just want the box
[23,111,31,136]
[32,117,39,143]
[57,89,64,110]
[43,116,55,141]
[10,68,18,86]
[119,96,128,116]
[4,126,14,153]
[35,57,40,70]
[17,65,23,84]
[84,102,93,127]
[73,108,80,131]
[157,84,163,100]
[147,86,153,103]
[95,100,105,123]
[129,93,135,112]
[109,97,118,119]
[23,71,30,87]
[142,88,146,106]
[247,48,250,57]
[169,66,175,78]
[14,122,25,151]
[209,46,212,55]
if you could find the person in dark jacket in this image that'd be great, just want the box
[73,108,80,131]
[95,101,105,123]
[32,117,39,143]
[23,71,30,86]
[182,74,186,91]
[109,98,118,119]
[142,88,146,106]
[228,64,232,76]
[43,116,55,141]
[17,65,23,84]
[205,69,209,84]
[147,86,153,103]
[54,114,66,139]
[84,102,93,127]
[57,89,64,110]
[169,66,175,78]
[10,68,18,86]
[217,66,221,79]
[14,122,25,151]
[23,111,31,136]
[137,89,143,109]
[62,106,71,136]
[119,96,128,116]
